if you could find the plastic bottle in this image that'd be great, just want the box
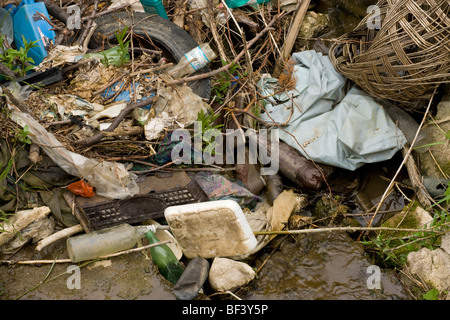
[0,7,14,51]
[11,0,56,66]
[139,0,168,19]
[382,101,432,153]
[145,230,184,284]
[66,223,159,263]
[167,43,217,79]
[225,0,271,9]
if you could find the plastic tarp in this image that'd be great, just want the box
[258,50,407,171]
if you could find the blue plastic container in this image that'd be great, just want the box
[139,0,168,19]
[12,0,55,66]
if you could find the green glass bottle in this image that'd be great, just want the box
[145,230,184,284]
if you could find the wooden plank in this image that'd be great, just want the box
[273,0,311,77]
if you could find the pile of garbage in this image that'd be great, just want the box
[1,0,449,300]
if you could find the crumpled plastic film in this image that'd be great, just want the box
[9,108,139,200]
[258,50,407,171]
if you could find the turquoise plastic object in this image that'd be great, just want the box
[225,0,271,8]
[139,0,168,19]
[12,0,55,66]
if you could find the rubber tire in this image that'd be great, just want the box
[89,11,211,100]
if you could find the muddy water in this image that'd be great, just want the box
[0,240,177,300]
[242,232,408,300]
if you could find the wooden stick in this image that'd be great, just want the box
[206,0,228,63]
[35,224,84,252]
[402,148,433,208]
[273,0,310,77]
[253,226,443,236]
[1,240,172,265]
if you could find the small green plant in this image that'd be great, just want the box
[212,60,243,104]
[114,25,131,66]
[422,288,439,300]
[196,109,224,157]
[0,209,12,233]
[17,125,32,145]
[361,209,450,268]
[0,35,38,77]
[92,26,130,67]
[100,51,110,68]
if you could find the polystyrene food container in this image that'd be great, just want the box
[164,200,257,259]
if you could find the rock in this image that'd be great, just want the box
[381,204,434,236]
[294,11,332,51]
[407,247,450,293]
[419,100,450,180]
[441,232,450,255]
[208,257,256,292]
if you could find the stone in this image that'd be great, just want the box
[294,11,332,52]
[407,247,450,293]
[208,257,256,292]
[419,100,450,180]
[381,204,434,236]
[441,232,450,255]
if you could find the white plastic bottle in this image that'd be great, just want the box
[66,223,161,263]
[167,43,217,79]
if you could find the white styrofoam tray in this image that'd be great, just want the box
[164,200,257,259]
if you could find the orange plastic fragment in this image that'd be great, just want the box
[68,180,95,198]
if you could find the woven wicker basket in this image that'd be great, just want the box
[329,0,450,105]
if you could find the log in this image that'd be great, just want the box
[0,207,51,247]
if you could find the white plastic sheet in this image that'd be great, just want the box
[258,50,407,171]
[8,108,139,200]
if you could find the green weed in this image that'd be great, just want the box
[212,60,243,104]
[0,35,38,77]
[196,109,224,157]
[17,125,31,145]
[422,288,440,300]
[114,26,131,66]
[360,209,450,268]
